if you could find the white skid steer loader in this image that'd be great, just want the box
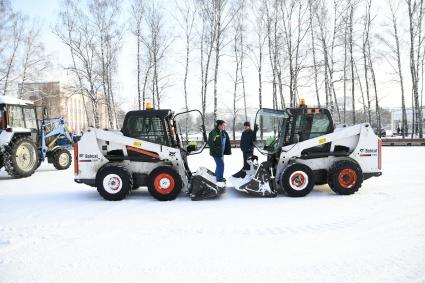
[74,108,225,201]
[230,101,382,197]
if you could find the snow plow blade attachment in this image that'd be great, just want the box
[189,167,226,201]
[230,160,277,197]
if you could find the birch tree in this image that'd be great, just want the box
[90,0,122,128]
[55,0,103,127]
[130,0,145,110]
[308,0,321,107]
[197,0,216,118]
[248,0,267,112]
[280,0,310,107]
[212,0,239,121]
[141,3,172,109]
[1,13,24,96]
[407,0,424,138]
[175,0,196,113]
[18,20,50,98]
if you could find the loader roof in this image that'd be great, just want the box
[0,96,33,106]
[125,109,173,119]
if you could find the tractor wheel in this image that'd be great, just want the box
[280,163,315,197]
[148,166,182,201]
[52,148,72,170]
[328,159,363,195]
[3,136,39,178]
[96,163,133,201]
[35,158,42,170]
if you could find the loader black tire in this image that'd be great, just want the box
[328,159,363,195]
[148,166,182,201]
[96,163,133,201]
[4,136,39,178]
[280,163,315,197]
[52,148,72,170]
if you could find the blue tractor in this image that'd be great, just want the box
[0,96,73,178]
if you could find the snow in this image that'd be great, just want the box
[0,96,33,106]
[1,147,425,283]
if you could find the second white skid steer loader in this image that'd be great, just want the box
[230,100,382,197]
[74,106,224,201]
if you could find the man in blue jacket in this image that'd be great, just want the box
[239,121,257,171]
[208,120,231,187]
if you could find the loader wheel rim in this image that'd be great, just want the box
[103,174,123,194]
[58,152,70,167]
[289,171,308,191]
[338,168,357,189]
[154,173,175,195]
[15,142,36,172]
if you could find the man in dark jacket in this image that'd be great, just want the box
[208,120,231,186]
[239,121,257,170]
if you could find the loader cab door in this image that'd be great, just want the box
[254,108,290,155]
[173,110,207,155]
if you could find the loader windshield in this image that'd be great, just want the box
[254,108,289,154]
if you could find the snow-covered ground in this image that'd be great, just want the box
[1,147,425,283]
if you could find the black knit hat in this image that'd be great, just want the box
[216,120,225,127]
[243,121,250,127]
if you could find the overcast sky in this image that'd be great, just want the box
[12,0,412,117]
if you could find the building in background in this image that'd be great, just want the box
[18,81,110,133]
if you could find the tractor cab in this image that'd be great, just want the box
[254,103,334,155]
[121,108,207,155]
[0,96,39,144]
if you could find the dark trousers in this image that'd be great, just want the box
[242,150,253,170]
[214,156,224,182]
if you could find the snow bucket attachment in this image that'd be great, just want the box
[230,159,277,197]
[189,167,226,201]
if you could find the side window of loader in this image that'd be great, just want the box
[24,108,37,129]
[126,116,168,146]
[310,113,331,138]
[9,106,25,128]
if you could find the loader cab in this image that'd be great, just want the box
[121,109,207,154]
[254,105,334,155]
[122,109,175,147]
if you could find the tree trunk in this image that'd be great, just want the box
[213,4,222,122]
[368,43,380,135]
[137,33,141,110]
[2,34,20,96]
[240,30,247,121]
[343,22,348,124]
[100,35,114,128]
[354,61,367,120]
[309,0,320,107]
[184,31,190,112]
[363,45,372,125]
[349,5,355,124]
